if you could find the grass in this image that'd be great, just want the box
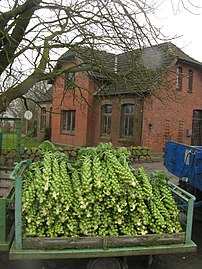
[21,137,41,148]
[1,133,41,149]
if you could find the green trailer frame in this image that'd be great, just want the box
[0,174,15,251]
[9,161,197,262]
[0,117,21,251]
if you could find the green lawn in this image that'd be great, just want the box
[21,137,41,148]
[1,133,41,149]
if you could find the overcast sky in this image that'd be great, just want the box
[152,0,202,62]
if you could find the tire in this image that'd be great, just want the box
[193,206,202,222]
[87,257,122,269]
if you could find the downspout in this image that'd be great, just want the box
[114,55,118,73]
[140,97,145,147]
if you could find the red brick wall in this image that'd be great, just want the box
[51,61,202,152]
[142,64,202,152]
[91,96,143,147]
[51,65,94,147]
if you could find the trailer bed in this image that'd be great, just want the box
[9,240,196,260]
[9,163,197,260]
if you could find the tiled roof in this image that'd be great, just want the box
[137,42,202,68]
[96,42,202,96]
[57,47,116,71]
[57,42,202,96]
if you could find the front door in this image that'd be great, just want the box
[192,110,202,146]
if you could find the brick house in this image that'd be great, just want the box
[44,42,202,152]
[37,87,53,141]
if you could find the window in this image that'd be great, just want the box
[40,107,46,131]
[121,104,134,137]
[101,104,112,136]
[49,107,52,126]
[64,72,75,89]
[61,110,76,134]
[176,66,183,89]
[187,69,193,92]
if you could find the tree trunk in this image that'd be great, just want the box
[0,71,50,114]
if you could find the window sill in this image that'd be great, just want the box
[61,131,75,136]
[100,135,111,142]
[118,138,134,144]
[100,134,111,137]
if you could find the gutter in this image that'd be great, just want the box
[176,57,202,69]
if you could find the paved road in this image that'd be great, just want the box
[132,159,178,184]
[1,161,201,269]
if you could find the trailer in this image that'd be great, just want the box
[164,141,202,203]
[8,160,197,269]
[0,117,21,251]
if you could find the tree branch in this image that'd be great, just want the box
[0,0,42,74]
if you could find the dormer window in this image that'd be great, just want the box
[187,69,193,92]
[64,72,75,89]
[176,66,182,90]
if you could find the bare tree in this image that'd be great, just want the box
[7,81,50,116]
[0,0,199,113]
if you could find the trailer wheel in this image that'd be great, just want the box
[145,255,153,268]
[194,206,202,222]
[87,257,122,269]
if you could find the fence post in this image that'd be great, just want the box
[0,132,2,155]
